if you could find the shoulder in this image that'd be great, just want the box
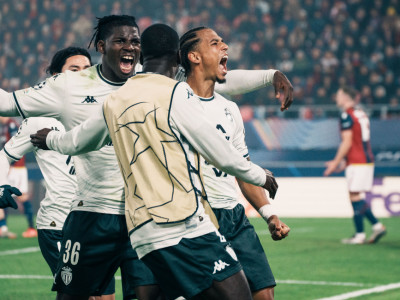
[215,92,240,113]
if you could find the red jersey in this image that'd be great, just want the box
[340,107,374,165]
[0,118,26,167]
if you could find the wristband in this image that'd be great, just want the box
[258,204,276,222]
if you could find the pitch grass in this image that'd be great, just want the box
[0,216,399,300]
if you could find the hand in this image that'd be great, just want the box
[0,185,21,209]
[30,128,53,150]
[262,169,278,199]
[267,215,290,241]
[323,160,339,176]
[273,71,293,112]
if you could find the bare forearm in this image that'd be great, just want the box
[237,178,270,210]
[333,141,351,164]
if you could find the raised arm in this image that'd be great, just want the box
[215,69,293,111]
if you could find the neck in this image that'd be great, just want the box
[143,59,176,79]
[100,63,127,83]
[186,71,215,98]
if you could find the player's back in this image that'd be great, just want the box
[344,107,374,165]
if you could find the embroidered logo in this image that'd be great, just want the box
[78,201,83,207]
[82,96,98,104]
[61,266,72,286]
[224,108,233,122]
[50,221,56,227]
[212,260,230,274]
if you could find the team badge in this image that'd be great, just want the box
[61,266,72,286]
[224,108,233,122]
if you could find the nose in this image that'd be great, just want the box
[221,42,228,51]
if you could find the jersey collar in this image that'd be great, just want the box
[96,64,126,86]
[198,95,215,101]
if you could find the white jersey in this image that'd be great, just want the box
[199,93,248,209]
[3,117,76,230]
[11,65,128,215]
[41,77,267,258]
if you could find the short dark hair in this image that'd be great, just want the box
[340,86,358,99]
[140,24,179,62]
[46,47,92,75]
[88,15,139,51]
[179,27,208,75]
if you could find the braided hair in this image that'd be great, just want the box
[179,26,208,76]
[88,15,139,51]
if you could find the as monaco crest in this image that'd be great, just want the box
[61,266,72,286]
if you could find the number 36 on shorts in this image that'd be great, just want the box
[62,240,81,265]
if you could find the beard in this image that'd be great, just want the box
[216,77,226,84]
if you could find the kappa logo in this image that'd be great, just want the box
[82,96,98,104]
[61,266,73,286]
[212,260,230,274]
[0,187,4,197]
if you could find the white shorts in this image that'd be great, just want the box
[345,164,374,192]
[8,167,28,194]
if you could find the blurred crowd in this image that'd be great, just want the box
[0,0,399,118]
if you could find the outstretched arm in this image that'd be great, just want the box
[215,70,293,111]
[31,106,111,155]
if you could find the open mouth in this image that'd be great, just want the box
[219,55,228,75]
[120,55,135,74]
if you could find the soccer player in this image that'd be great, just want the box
[102,23,280,300]
[0,46,91,276]
[0,16,162,300]
[46,46,92,74]
[180,26,290,300]
[324,86,386,244]
[0,116,32,238]
[31,23,280,300]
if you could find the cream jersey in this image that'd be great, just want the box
[11,65,131,215]
[199,93,248,209]
[3,117,76,230]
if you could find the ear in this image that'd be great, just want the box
[188,51,200,65]
[97,40,105,54]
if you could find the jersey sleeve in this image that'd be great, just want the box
[0,89,19,117]
[229,101,249,158]
[0,150,12,184]
[340,112,353,130]
[3,118,55,160]
[214,69,277,96]
[170,82,266,186]
[46,105,110,155]
[12,73,67,119]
